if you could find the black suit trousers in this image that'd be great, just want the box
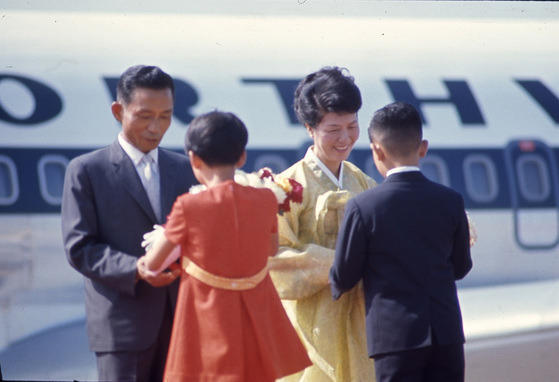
[374,343,465,382]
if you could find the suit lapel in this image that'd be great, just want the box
[109,141,158,222]
[159,149,179,222]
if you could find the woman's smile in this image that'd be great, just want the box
[307,112,359,177]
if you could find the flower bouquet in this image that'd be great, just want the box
[190,167,303,215]
[238,167,303,214]
[142,168,304,275]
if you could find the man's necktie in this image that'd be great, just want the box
[141,155,161,221]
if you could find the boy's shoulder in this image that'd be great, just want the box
[352,172,463,204]
[419,175,464,200]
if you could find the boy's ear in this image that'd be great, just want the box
[111,102,123,122]
[370,143,385,161]
[418,140,429,158]
[236,150,247,169]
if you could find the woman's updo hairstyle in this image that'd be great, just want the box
[293,66,362,128]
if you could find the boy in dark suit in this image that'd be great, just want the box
[330,102,472,382]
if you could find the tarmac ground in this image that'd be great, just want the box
[1,320,559,381]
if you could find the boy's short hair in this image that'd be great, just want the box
[116,65,174,104]
[185,111,248,166]
[368,102,423,157]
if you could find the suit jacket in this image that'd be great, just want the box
[330,171,472,358]
[61,140,196,352]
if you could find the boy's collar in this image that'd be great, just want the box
[386,166,420,178]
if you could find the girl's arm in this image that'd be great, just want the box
[136,232,181,285]
[145,233,176,270]
[139,231,180,278]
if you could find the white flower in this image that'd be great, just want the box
[235,169,287,204]
[189,184,207,194]
[261,176,287,204]
[188,169,288,206]
[235,170,266,188]
[233,170,250,186]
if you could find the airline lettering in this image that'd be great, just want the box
[516,80,559,124]
[1,74,559,127]
[385,80,485,125]
[0,74,63,125]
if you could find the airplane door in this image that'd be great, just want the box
[505,140,559,249]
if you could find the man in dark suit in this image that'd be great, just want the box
[62,65,196,381]
[330,102,472,382]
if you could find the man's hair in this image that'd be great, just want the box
[294,66,362,128]
[185,111,248,166]
[116,65,175,104]
[368,102,423,157]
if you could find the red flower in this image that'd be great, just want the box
[256,167,303,214]
[288,178,303,204]
[259,167,274,180]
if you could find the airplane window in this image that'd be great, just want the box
[0,155,19,205]
[420,155,450,187]
[516,154,550,203]
[463,154,498,203]
[251,154,289,174]
[37,154,68,205]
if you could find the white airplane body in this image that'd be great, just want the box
[1,0,559,355]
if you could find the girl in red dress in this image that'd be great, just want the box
[140,111,311,381]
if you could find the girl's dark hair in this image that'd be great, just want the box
[185,111,248,166]
[294,66,362,128]
[116,65,174,104]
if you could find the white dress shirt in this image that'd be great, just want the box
[118,133,161,220]
[386,166,420,178]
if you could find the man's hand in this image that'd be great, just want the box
[136,257,181,287]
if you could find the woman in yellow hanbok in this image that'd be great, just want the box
[269,67,377,381]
